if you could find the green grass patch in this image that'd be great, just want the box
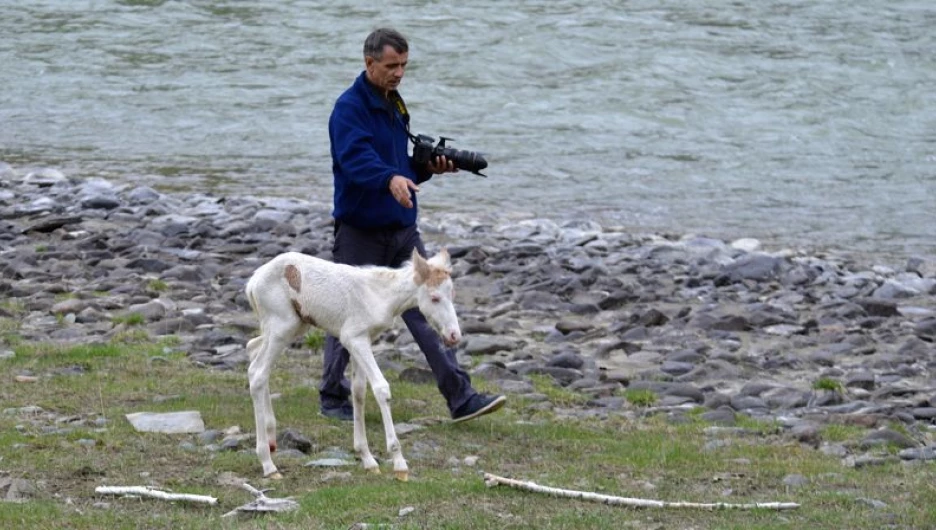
[0,341,934,528]
[821,423,866,443]
[812,377,844,393]
[146,279,169,293]
[111,313,146,326]
[303,329,326,353]
[625,388,658,407]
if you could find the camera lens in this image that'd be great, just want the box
[446,147,487,174]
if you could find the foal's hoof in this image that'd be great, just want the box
[265,472,284,480]
[394,470,409,482]
[366,467,381,475]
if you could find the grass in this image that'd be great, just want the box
[303,329,326,354]
[625,388,658,408]
[812,378,844,393]
[146,279,169,293]
[111,313,146,326]
[1,341,935,529]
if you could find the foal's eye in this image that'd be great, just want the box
[431,295,441,303]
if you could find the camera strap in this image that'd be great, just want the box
[388,90,408,121]
[387,90,422,146]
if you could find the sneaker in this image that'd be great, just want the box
[320,402,353,421]
[452,394,506,424]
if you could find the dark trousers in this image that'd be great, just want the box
[319,222,474,414]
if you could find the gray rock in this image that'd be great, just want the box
[787,423,821,447]
[196,431,224,446]
[763,387,810,410]
[399,367,435,385]
[277,429,313,454]
[547,351,585,370]
[497,379,536,394]
[911,408,936,420]
[819,443,848,457]
[701,406,736,425]
[859,428,917,450]
[730,395,768,411]
[462,335,519,355]
[915,319,936,341]
[857,498,889,511]
[844,372,876,392]
[125,300,169,321]
[0,478,36,502]
[872,280,921,299]
[659,361,694,376]
[23,168,67,186]
[220,436,243,451]
[855,298,900,317]
[394,423,424,436]
[782,474,808,488]
[719,253,787,283]
[898,446,936,461]
[126,186,162,204]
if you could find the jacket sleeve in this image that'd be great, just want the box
[329,101,398,190]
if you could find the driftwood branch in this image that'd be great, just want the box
[483,473,800,511]
[95,485,218,505]
[221,482,299,517]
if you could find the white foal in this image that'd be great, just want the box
[244,248,461,480]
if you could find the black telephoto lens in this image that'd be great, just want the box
[445,147,487,175]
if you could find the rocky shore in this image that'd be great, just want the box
[2,163,936,465]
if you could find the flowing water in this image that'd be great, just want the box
[2,0,934,260]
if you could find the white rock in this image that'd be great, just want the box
[125,411,205,434]
[730,238,761,252]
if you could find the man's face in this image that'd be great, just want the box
[365,45,408,94]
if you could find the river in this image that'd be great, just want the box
[2,0,934,261]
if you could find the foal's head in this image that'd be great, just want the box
[412,248,461,347]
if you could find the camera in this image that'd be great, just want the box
[411,134,488,177]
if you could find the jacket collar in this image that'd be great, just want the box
[356,71,409,124]
[357,71,393,109]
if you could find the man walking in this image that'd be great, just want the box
[320,27,505,423]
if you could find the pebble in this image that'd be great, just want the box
[1,166,935,468]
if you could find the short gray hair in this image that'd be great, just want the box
[363,28,408,60]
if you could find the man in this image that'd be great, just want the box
[321,27,505,423]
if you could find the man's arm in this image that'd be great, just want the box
[329,102,398,191]
[392,156,454,208]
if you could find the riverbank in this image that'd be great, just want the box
[2,163,936,460]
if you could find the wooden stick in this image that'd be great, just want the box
[483,473,799,510]
[95,485,218,505]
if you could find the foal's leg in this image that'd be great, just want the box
[247,320,297,478]
[345,337,408,481]
[350,358,379,473]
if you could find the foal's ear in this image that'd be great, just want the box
[438,247,451,268]
[412,248,430,285]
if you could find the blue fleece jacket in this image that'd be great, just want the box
[328,71,432,229]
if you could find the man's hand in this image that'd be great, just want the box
[427,155,458,175]
[389,175,419,208]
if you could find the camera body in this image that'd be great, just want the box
[411,134,487,177]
